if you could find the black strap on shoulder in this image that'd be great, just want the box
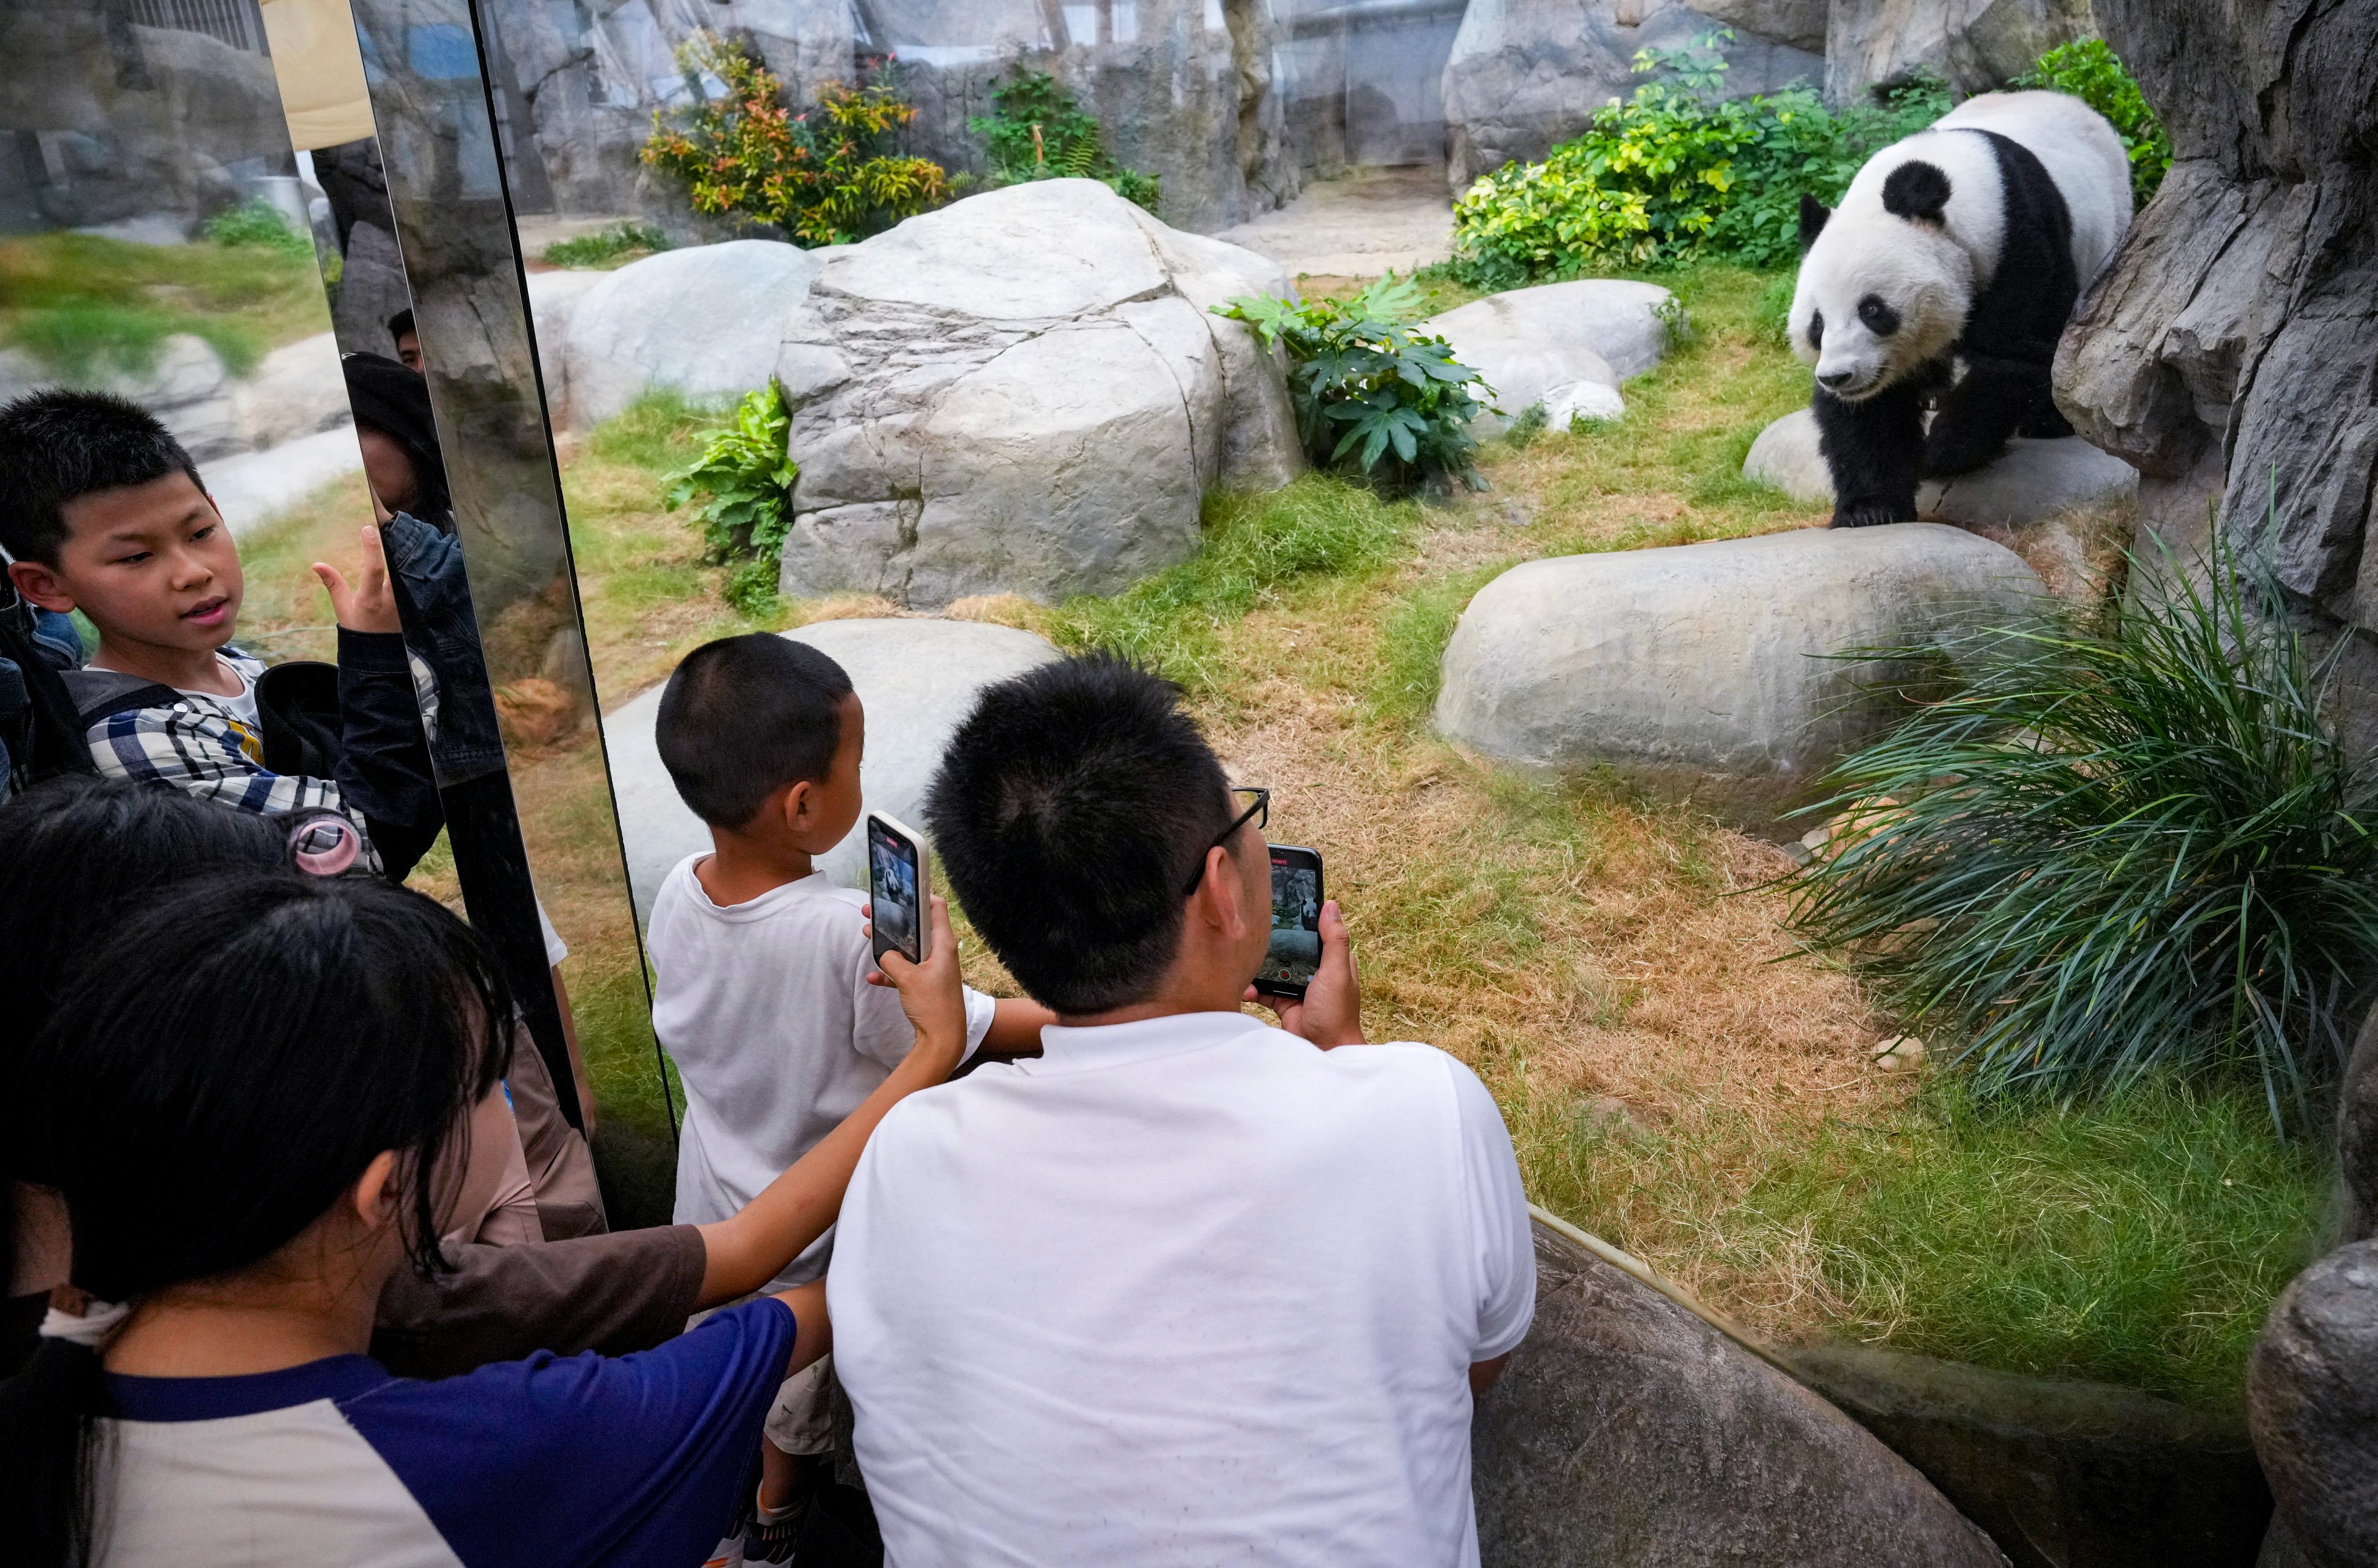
[57,667,183,729]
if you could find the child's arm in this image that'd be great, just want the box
[978,996,1056,1057]
[314,527,442,879]
[695,896,972,1304]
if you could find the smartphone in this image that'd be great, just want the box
[1254,844,1323,1000]
[867,811,933,967]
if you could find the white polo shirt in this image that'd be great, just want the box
[828,1009,1536,1567]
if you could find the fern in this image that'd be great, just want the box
[969,64,1162,215]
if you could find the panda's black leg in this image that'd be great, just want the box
[1923,354,2046,477]
[1814,381,1926,528]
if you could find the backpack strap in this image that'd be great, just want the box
[57,667,184,729]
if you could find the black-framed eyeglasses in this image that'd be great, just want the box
[1181,786,1269,897]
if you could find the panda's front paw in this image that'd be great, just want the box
[1830,499,1915,529]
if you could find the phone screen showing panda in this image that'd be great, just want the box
[1255,845,1323,1000]
[868,818,923,967]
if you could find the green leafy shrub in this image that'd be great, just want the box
[642,33,948,246]
[1784,536,2378,1124]
[544,221,671,269]
[1449,33,1945,283]
[969,65,1161,214]
[1214,275,1494,493]
[2012,38,2172,205]
[204,199,315,258]
[664,384,799,615]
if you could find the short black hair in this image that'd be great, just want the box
[657,634,855,828]
[0,390,203,567]
[388,307,415,341]
[924,654,1233,1015]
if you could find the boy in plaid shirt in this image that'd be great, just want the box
[0,390,439,875]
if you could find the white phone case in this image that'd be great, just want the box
[866,810,934,965]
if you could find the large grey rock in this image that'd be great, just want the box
[777,180,1303,608]
[1473,1219,2003,1566]
[108,334,237,463]
[1787,1344,2271,1568]
[1418,280,1671,435]
[2056,0,2378,751]
[2248,1241,2378,1568]
[2343,1004,2378,1245]
[1442,0,1824,189]
[605,618,1062,921]
[1435,523,2042,822]
[231,333,350,452]
[523,270,607,426]
[1744,408,2139,524]
[1825,0,2097,109]
[561,241,823,429]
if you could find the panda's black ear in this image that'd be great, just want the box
[1797,194,1830,251]
[1881,161,1952,226]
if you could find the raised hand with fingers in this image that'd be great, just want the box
[1249,899,1365,1048]
[866,893,972,1074]
[311,524,402,635]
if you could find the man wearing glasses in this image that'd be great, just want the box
[826,654,1535,1567]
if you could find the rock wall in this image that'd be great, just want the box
[480,0,1296,236]
[1824,0,2094,108]
[0,8,292,237]
[2053,0,2378,749]
[1440,0,1825,190]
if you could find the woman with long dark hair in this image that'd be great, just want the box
[0,867,969,1567]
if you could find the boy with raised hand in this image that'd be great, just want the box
[649,632,1053,1559]
[0,389,440,877]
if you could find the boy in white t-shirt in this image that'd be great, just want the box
[649,632,1052,1559]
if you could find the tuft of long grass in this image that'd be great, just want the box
[1045,474,1418,690]
[1523,1074,2329,1405]
[1784,536,2378,1124]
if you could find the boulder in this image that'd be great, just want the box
[1418,280,1671,435]
[1787,1343,2272,1568]
[523,270,606,425]
[1743,408,2139,525]
[561,240,823,430]
[2247,1241,2378,1568]
[230,333,350,451]
[1442,0,1824,190]
[603,618,1062,921]
[1434,523,2042,823]
[109,334,237,463]
[1545,379,1626,428]
[776,180,1303,608]
[1826,0,2098,109]
[1473,1217,2003,1566]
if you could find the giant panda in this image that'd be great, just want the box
[1789,91,2133,528]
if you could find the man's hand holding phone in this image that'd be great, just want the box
[1251,899,1365,1049]
[867,893,970,1076]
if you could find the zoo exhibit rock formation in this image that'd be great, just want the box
[774,179,1304,607]
[555,241,825,429]
[604,618,1061,919]
[1471,1219,2003,1567]
[2053,0,2378,748]
[1434,523,2042,825]
[1415,279,1672,435]
[2248,1005,2378,1568]
[1743,406,2138,526]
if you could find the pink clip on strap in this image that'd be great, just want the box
[289,815,362,877]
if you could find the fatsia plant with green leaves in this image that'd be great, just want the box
[1215,275,1494,494]
[665,383,799,615]
[1782,532,2378,1128]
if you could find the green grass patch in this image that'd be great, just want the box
[1527,1077,2329,1405]
[0,230,330,379]
[1045,474,1420,690]
[544,221,671,270]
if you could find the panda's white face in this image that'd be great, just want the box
[1787,220,1972,402]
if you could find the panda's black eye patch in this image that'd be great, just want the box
[1858,295,1900,337]
[1807,309,1824,349]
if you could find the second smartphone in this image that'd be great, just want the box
[867,810,933,967]
[1254,843,1323,1000]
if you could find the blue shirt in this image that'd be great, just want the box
[96,1296,795,1567]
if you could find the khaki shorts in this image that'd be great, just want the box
[763,1351,836,1455]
